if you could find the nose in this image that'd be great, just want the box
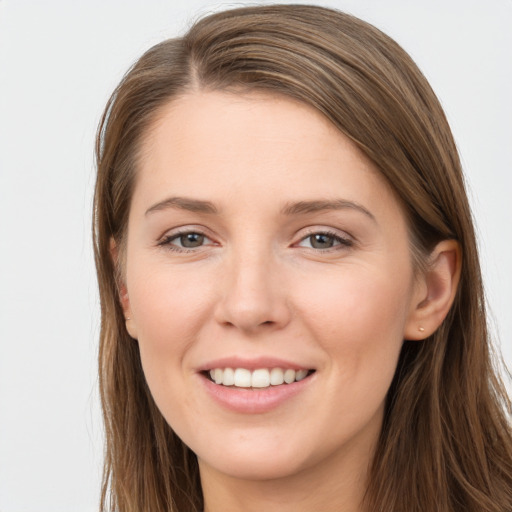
[214,248,291,334]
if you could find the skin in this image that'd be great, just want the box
[119,91,460,512]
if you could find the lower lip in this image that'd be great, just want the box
[200,373,314,414]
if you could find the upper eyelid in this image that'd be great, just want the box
[162,231,215,245]
[295,233,352,248]
[294,226,354,241]
[155,228,216,253]
[158,225,215,241]
[298,230,348,241]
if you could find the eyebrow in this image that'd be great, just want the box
[145,196,219,216]
[145,196,376,223]
[281,199,376,222]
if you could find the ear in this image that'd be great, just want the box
[404,240,461,340]
[110,238,138,339]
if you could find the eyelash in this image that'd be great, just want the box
[157,229,354,253]
[157,229,216,253]
[296,230,353,251]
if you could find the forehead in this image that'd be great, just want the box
[132,90,402,222]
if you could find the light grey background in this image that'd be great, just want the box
[0,1,510,510]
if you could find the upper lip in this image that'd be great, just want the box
[197,356,313,372]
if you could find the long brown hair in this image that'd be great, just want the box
[93,5,512,511]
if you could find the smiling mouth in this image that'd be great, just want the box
[204,368,316,388]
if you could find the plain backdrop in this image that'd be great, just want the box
[0,1,510,510]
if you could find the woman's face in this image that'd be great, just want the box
[122,91,424,483]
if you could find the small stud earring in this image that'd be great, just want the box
[418,326,425,332]
[125,317,131,321]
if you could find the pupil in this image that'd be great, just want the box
[311,234,333,249]
[181,233,204,248]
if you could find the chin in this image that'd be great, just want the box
[198,448,310,481]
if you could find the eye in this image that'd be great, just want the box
[159,231,214,251]
[297,231,352,250]
[175,232,206,248]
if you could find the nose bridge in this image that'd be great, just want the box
[215,236,289,332]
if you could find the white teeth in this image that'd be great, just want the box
[270,367,284,385]
[251,369,270,388]
[283,369,296,384]
[295,369,308,381]
[214,368,223,385]
[207,367,311,388]
[234,368,252,388]
[222,367,235,386]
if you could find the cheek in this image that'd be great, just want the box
[127,260,215,371]
[298,270,410,446]
[301,262,410,333]
[126,263,218,427]
[296,264,411,382]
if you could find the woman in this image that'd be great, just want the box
[93,5,512,512]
